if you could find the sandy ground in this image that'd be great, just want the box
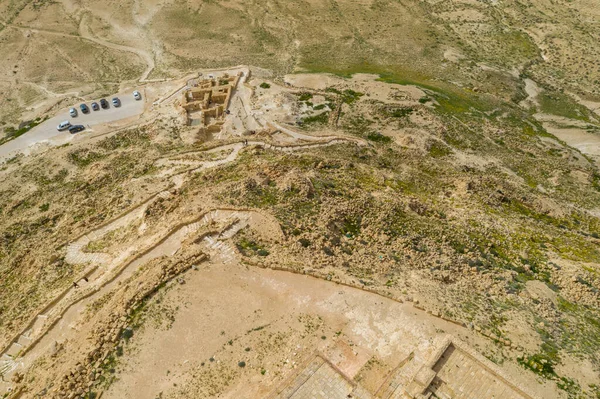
[535,113,600,162]
[520,78,541,109]
[102,261,553,399]
[545,126,600,157]
[283,73,425,104]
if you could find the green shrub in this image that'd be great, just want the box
[366,132,391,143]
[517,353,556,379]
[68,149,106,167]
[301,112,329,126]
[428,141,452,158]
[0,117,47,146]
[386,107,413,118]
[342,89,363,104]
[257,249,270,256]
[299,92,313,101]
[121,328,134,340]
[299,238,311,247]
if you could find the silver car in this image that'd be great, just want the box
[69,108,78,117]
[57,120,71,131]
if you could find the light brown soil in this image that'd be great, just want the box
[103,261,555,399]
[1,68,600,399]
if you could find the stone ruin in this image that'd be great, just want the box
[268,335,539,399]
[179,72,241,135]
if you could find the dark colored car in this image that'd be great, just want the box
[69,125,85,134]
[91,102,99,111]
[80,104,89,114]
[100,99,109,109]
[111,97,121,107]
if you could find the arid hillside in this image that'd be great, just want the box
[2,0,600,129]
[0,1,600,399]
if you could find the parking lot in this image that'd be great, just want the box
[0,90,145,159]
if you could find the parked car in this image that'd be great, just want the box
[69,108,78,117]
[111,97,121,107]
[100,98,109,109]
[56,121,71,131]
[80,104,89,114]
[133,90,142,100]
[91,102,100,111]
[69,125,85,134]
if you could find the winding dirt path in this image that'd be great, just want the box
[7,19,155,83]
[0,208,276,393]
[0,132,361,395]
[78,14,155,82]
[268,122,342,142]
[157,137,365,179]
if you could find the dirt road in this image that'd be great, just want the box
[7,20,156,83]
[78,15,156,82]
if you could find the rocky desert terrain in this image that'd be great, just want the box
[1,1,600,399]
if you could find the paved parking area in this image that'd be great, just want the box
[0,90,145,159]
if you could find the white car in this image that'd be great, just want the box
[57,121,71,131]
[133,90,142,100]
[69,108,78,117]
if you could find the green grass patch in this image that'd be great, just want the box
[341,216,362,238]
[341,89,363,104]
[428,141,452,158]
[237,237,270,257]
[298,92,313,101]
[557,377,581,396]
[68,149,107,168]
[366,132,392,143]
[517,353,556,379]
[298,61,497,115]
[0,117,48,146]
[384,106,414,118]
[301,112,329,126]
[538,91,593,122]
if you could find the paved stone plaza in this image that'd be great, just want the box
[269,336,538,399]
[429,345,530,399]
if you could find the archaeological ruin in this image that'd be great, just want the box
[268,336,538,399]
[179,72,241,134]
